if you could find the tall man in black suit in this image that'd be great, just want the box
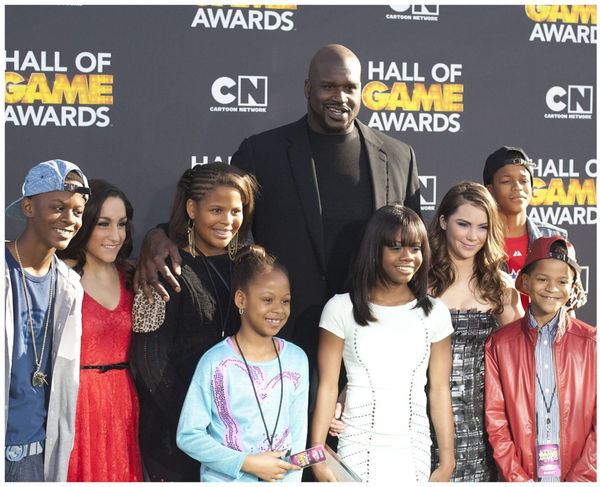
[136,44,421,372]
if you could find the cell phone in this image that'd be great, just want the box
[284,445,326,468]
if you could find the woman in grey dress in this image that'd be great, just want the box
[428,181,524,481]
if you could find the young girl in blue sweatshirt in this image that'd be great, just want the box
[177,245,309,482]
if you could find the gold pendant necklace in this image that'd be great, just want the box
[14,237,54,388]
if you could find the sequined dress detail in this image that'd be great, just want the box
[67,272,143,481]
[431,309,498,481]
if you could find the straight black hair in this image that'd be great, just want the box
[349,205,432,326]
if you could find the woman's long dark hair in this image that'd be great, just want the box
[349,205,432,326]
[58,179,134,286]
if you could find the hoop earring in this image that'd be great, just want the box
[228,232,239,261]
[187,219,196,258]
[238,307,244,315]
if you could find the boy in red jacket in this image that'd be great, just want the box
[484,236,595,482]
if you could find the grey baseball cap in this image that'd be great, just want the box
[6,159,90,221]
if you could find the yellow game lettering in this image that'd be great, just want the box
[20,73,52,103]
[544,179,567,205]
[566,179,596,205]
[48,74,90,104]
[362,81,463,112]
[5,73,114,105]
[362,81,391,110]
[5,72,26,103]
[526,5,596,24]
[88,75,114,104]
[525,5,551,22]
[570,5,596,24]
[532,178,596,206]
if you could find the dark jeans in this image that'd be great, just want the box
[5,452,44,482]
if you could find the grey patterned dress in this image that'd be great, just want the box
[431,309,498,482]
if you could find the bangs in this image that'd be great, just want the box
[382,214,427,248]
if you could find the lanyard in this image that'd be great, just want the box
[234,335,283,451]
[535,372,556,442]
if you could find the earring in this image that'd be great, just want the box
[187,219,196,258]
[238,307,244,315]
[227,233,239,261]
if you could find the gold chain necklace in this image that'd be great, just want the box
[14,237,55,387]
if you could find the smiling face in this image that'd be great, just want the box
[441,202,489,262]
[235,268,291,338]
[84,196,127,266]
[521,258,574,325]
[487,164,532,216]
[23,182,86,251]
[304,47,362,134]
[186,185,243,256]
[381,229,423,286]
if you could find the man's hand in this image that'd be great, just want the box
[133,227,182,303]
[328,402,345,437]
[241,450,299,482]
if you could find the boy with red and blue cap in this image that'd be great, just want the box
[484,236,595,482]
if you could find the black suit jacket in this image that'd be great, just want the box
[232,115,421,362]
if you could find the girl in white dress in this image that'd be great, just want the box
[311,205,455,483]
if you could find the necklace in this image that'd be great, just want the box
[234,334,283,451]
[196,250,232,338]
[14,237,55,388]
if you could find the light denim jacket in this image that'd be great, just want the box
[527,216,568,243]
[5,255,83,481]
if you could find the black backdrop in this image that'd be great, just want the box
[5,5,597,322]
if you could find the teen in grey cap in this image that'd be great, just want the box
[6,159,90,220]
[5,159,88,481]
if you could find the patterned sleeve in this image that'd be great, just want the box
[318,294,348,340]
[129,282,179,411]
[428,297,454,343]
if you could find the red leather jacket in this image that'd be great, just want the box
[484,312,596,482]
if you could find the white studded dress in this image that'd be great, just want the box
[319,294,453,483]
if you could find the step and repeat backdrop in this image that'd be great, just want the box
[5,4,597,322]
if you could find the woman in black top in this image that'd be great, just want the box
[130,163,258,481]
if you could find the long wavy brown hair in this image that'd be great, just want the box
[428,181,506,314]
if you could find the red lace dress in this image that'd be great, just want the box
[67,272,143,481]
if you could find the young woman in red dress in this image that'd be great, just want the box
[59,179,143,481]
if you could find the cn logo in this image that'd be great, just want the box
[211,76,268,106]
[419,175,436,206]
[412,5,439,15]
[546,85,593,114]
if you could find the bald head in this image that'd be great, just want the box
[304,44,362,134]
[308,44,361,82]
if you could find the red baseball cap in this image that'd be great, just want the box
[515,236,580,295]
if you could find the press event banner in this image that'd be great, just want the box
[4,5,597,323]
